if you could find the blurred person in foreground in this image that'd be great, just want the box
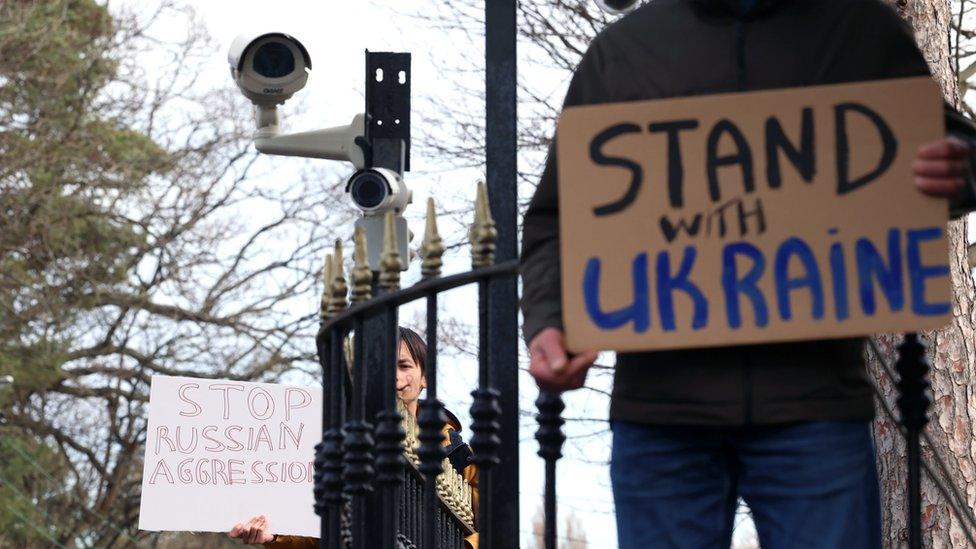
[521,0,976,548]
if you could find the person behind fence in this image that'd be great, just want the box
[228,327,479,548]
[520,1,976,548]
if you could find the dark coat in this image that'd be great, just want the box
[520,0,976,426]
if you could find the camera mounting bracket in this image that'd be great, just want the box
[365,51,411,173]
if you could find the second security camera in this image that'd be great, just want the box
[594,0,640,15]
[229,32,312,106]
[346,168,412,215]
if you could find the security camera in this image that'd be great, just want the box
[228,32,312,107]
[594,0,640,15]
[346,168,412,215]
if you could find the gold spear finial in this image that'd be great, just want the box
[327,239,349,316]
[470,180,497,268]
[321,254,334,320]
[380,211,401,291]
[351,226,372,303]
[421,198,445,279]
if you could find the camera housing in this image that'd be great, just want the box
[228,32,312,107]
[345,168,412,215]
[594,0,640,14]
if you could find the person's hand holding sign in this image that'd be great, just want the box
[229,514,274,545]
[914,137,972,198]
[529,327,599,392]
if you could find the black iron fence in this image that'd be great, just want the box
[313,184,519,549]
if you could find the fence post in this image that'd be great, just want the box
[895,333,931,549]
[536,391,566,549]
[485,1,520,547]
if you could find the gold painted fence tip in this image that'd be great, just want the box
[421,197,445,279]
[470,180,497,269]
[351,226,372,303]
[327,238,349,316]
[380,211,402,291]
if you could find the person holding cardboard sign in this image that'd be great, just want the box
[228,327,479,548]
[520,1,976,548]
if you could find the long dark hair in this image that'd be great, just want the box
[398,327,426,376]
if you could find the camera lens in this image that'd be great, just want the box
[252,41,295,78]
[350,173,389,210]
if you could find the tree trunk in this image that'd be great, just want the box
[872,2,976,547]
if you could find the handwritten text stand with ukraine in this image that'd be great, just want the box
[557,77,949,353]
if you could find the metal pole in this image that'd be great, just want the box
[485,2,520,548]
[895,333,931,549]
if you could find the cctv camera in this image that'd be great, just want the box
[346,168,412,215]
[228,32,312,107]
[594,0,640,15]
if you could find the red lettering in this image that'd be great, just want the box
[148,460,174,485]
[247,387,276,420]
[195,458,211,484]
[224,425,244,451]
[178,383,203,417]
[228,460,246,485]
[251,461,265,484]
[208,383,244,419]
[202,426,225,452]
[285,388,312,421]
[212,459,229,485]
[253,424,274,452]
[155,426,175,455]
[279,422,304,450]
[175,426,197,454]
[288,462,306,483]
[177,458,194,483]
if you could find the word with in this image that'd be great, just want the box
[583,226,948,332]
[659,196,767,243]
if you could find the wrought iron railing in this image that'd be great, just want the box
[313,183,518,549]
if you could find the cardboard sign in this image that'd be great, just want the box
[557,77,950,353]
[139,375,321,537]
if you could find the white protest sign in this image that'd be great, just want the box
[139,375,321,537]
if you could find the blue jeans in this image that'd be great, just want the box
[610,420,881,549]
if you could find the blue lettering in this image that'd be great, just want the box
[655,247,708,331]
[906,227,950,316]
[856,229,904,315]
[722,242,769,329]
[583,254,650,332]
[774,238,824,321]
[829,241,850,321]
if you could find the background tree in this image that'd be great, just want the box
[868,0,976,546]
[0,0,349,545]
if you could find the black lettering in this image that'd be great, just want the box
[765,108,815,189]
[707,120,754,202]
[659,214,703,243]
[648,119,700,208]
[590,123,644,216]
[834,102,897,195]
[736,198,767,236]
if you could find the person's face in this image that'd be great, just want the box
[396,342,426,405]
